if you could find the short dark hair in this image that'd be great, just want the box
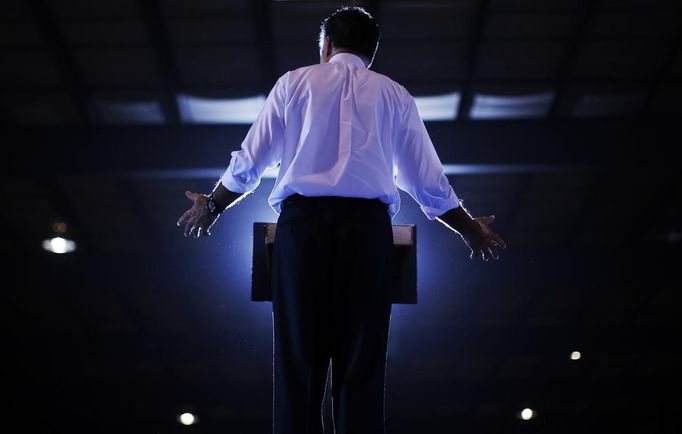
[319,6,380,65]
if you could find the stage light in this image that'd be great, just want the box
[42,236,76,254]
[570,351,581,360]
[176,92,463,124]
[177,94,266,124]
[470,92,554,119]
[178,412,197,426]
[413,92,460,121]
[520,408,535,421]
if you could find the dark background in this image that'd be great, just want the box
[2,1,681,433]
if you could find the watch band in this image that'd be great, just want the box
[206,195,223,215]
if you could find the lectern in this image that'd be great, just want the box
[251,222,417,304]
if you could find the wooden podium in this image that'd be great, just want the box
[251,222,417,304]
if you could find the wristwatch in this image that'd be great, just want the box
[206,194,223,216]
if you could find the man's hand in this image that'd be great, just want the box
[176,191,219,238]
[437,206,507,261]
[460,215,507,261]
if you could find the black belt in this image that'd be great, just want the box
[282,194,386,211]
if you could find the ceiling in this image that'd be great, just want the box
[2,1,681,433]
[1,0,681,124]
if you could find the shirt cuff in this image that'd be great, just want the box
[420,188,461,220]
[220,167,260,194]
[219,150,265,194]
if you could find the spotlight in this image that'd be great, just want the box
[570,351,581,360]
[177,412,197,426]
[42,236,76,254]
[520,407,535,421]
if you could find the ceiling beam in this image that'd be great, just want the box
[457,0,490,121]
[137,0,182,125]
[27,0,91,124]
[4,119,678,176]
[3,76,668,93]
[252,0,277,93]
[547,0,597,118]
[641,25,682,115]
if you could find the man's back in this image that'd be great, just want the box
[272,53,407,215]
[221,52,459,220]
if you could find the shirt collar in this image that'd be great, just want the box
[329,52,367,69]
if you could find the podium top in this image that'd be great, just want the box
[262,223,415,246]
[252,222,418,304]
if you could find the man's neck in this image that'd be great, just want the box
[331,49,369,67]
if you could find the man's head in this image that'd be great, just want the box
[319,6,380,68]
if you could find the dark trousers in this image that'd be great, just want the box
[271,194,393,434]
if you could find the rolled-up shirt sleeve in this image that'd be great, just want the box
[394,90,460,220]
[220,74,287,193]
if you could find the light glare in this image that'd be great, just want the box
[177,94,266,124]
[570,351,581,360]
[520,408,534,420]
[177,92,464,124]
[42,237,76,254]
[470,92,554,119]
[178,412,196,426]
[413,92,460,121]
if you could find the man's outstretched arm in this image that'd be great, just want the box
[436,204,507,261]
[177,73,287,239]
[176,182,245,238]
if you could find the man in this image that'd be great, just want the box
[177,6,506,434]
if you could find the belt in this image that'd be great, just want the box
[282,194,386,211]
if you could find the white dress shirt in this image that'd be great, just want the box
[220,52,460,220]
